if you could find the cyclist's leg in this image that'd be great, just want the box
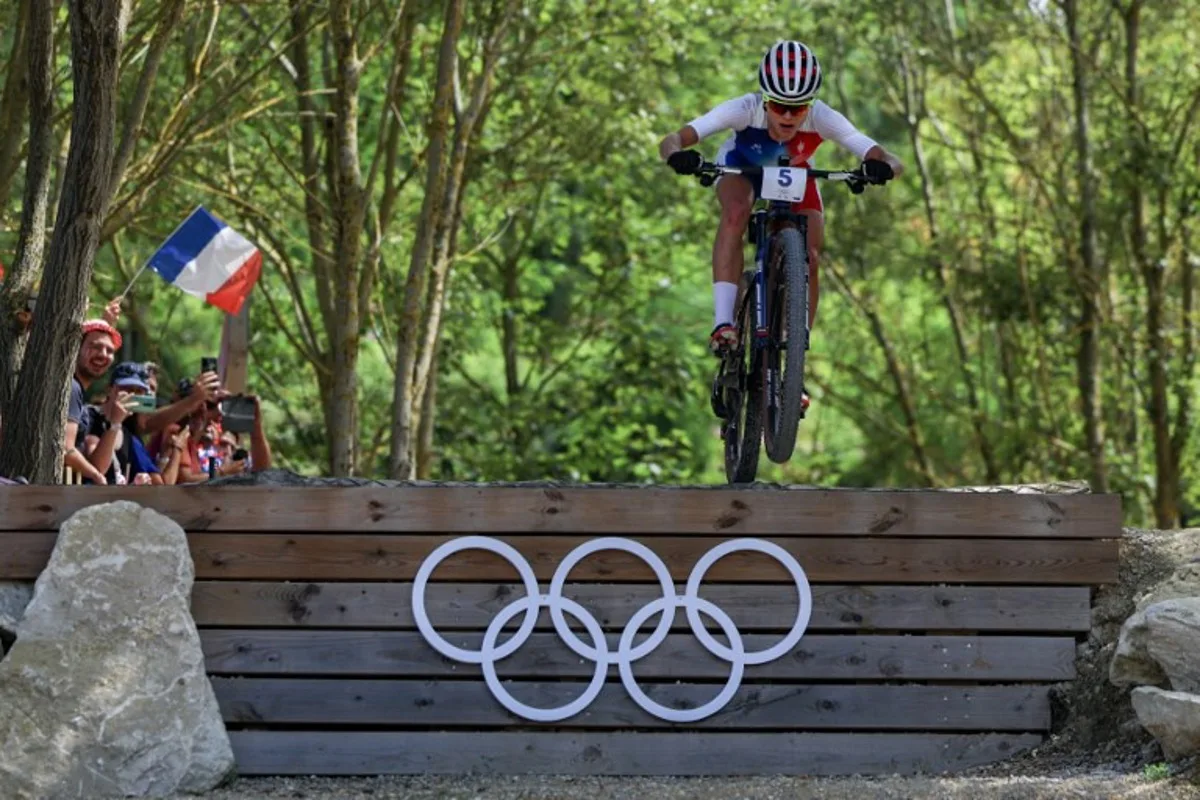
[710,174,754,353]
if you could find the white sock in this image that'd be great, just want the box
[713,281,738,328]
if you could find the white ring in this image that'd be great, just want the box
[548,537,676,663]
[412,536,541,664]
[412,536,812,722]
[481,595,609,723]
[684,538,812,665]
[618,595,745,723]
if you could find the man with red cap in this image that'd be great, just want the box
[65,319,124,484]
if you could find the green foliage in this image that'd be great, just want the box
[2,0,1199,526]
[1142,762,1171,782]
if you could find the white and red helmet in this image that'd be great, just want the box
[759,40,822,104]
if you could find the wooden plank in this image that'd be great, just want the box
[191,582,1093,632]
[201,631,1076,680]
[226,730,1043,776]
[212,678,1052,731]
[0,533,1120,584]
[0,485,1120,537]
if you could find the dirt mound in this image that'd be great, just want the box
[1028,527,1200,768]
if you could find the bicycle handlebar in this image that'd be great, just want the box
[690,159,883,192]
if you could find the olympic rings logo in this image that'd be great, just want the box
[412,536,812,723]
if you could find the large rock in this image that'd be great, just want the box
[0,581,33,654]
[1054,527,1200,755]
[1111,562,1200,688]
[1144,598,1200,693]
[0,501,235,798]
[1132,686,1200,759]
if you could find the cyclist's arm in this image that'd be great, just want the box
[863,144,905,178]
[812,102,905,177]
[659,94,756,161]
[659,125,700,161]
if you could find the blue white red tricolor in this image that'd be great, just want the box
[147,206,262,314]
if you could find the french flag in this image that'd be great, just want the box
[148,206,262,315]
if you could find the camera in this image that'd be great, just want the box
[232,448,249,462]
[220,394,256,434]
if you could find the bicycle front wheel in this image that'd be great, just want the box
[763,225,809,463]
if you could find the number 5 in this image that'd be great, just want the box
[777,168,793,188]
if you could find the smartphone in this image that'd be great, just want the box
[201,356,219,374]
[127,394,158,414]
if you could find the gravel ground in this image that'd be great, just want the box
[168,747,1200,800]
[171,767,1200,800]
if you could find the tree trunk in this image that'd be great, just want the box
[108,0,185,197]
[0,0,32,216]
[902,54,997,482]
[416,346,439,479]
[0,0,54,431]
[0,0,128,484]
[501,247,521,397]
[388,0,463,479]
[830,261,936,485]
[1117,1,1172,525]
[323,0,368,476]
[1170,220,1195,524]
[1064,0,1108,494]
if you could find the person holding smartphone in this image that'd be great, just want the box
[82,362,164,485]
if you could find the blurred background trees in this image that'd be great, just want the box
[0,0,1196,526]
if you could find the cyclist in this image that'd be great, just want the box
[659,40,904,369]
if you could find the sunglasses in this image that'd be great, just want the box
[766,99,813,115]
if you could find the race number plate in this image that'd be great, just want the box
[760,167,808,203]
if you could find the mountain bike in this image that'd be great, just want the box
[684,156,885,483]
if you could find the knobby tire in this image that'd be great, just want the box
[764,225,809,463]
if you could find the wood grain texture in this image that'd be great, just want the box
[0,533,1119,584]
[212,678,1052,730]
[226,730,1043,775]
[190,582,1092,632]
[0,485,1120,537]
[201,630,1076,680]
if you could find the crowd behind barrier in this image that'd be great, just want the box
[0,298,272,485]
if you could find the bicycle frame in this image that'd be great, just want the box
[748,201,808,353]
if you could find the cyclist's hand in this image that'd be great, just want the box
[862,159,894,184]
[667,150,703,176]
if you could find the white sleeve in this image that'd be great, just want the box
[811,102,878,160]
[686,94,757,142]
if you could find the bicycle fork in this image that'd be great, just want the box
[748,226,782,421]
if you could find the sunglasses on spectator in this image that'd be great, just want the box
[766,99,813,115]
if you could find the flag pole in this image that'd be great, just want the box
[118,261,151,300]
[119,205,204,300]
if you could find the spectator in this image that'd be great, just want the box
[143,361,160,395]
[167,393,273,482]
[134,366,220,440]
[65,320,121,484]
[155,425,190,485]
[81,362,162,485]
[219,394,273,473]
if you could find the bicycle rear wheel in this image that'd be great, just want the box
[723,272,763,483]
[763,225,809,463]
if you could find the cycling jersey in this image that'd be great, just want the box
[687,93,877,211]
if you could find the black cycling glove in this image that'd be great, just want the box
[667,150,703,176]
[862,158,894,184]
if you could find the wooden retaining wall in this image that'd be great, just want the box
[0,485,1122,777]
